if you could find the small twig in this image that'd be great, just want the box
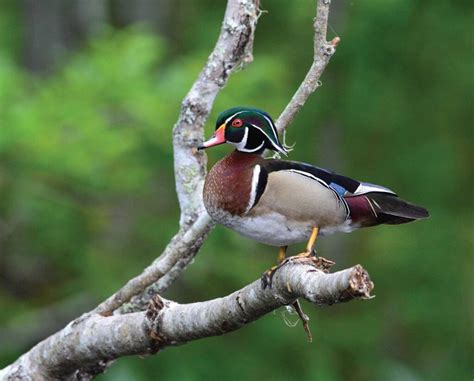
[291,300,312,342]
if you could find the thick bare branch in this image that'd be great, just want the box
[173,0,260,227]
[152,261,373,344]
[275,0,340,133]
[0,259,373,380]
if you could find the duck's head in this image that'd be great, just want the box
[198,107,288,155]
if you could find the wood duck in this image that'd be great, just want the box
[199,107,429,287]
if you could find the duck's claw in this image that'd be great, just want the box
[261,265,280,289]
[261,250,321,289]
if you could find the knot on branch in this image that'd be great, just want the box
[146,294,165,320]
[146,295,169,351]
[322,43,336,57]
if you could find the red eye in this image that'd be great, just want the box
[231,118,243,128]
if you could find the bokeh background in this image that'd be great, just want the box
[0,1,471,380]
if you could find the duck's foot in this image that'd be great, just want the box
[261,250,335,289]
[261,250,315,289]
[261,264,280,289]
[286,250,336,273]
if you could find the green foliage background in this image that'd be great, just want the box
[0,1,471,380]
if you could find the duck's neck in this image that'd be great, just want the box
[204,150,263,216]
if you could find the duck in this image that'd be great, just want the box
[198,107,429,287]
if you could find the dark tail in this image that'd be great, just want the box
[345,193,430,227]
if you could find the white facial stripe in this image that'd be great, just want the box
[250,123,285,153]
[224,111,245,125]
[224,110,278,140]
[230,127,264,152]
[245,164,261,213]
[261,113,279,141]
[224,110,284,153]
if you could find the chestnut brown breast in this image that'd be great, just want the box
[203,151,262,217]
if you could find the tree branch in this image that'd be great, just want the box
[275,0,340,134]
[173,0,260,227]
[0,259,373,380]
[0,1,355,379]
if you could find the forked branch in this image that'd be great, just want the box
[95,0,261,316]
[0,1,362,380]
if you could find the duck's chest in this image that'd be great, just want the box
[203,152,258,218]
[203,161,309,246]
